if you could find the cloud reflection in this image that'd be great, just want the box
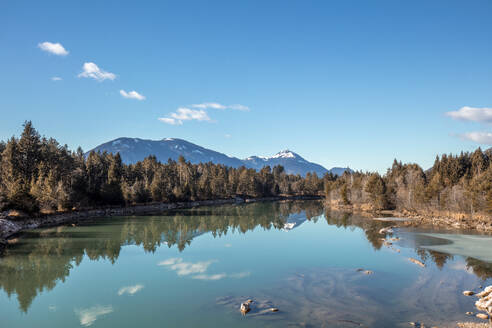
[159,257,250,281]
[75,305,113,327]
[118,284,144,296]
[158,258,216,276]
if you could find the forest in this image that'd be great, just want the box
[0,122,324,214]
[2,122,492,220]
[325,148,492,218]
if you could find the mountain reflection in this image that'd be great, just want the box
[0,200,491,313]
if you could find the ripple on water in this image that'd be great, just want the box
[217,266,487,328]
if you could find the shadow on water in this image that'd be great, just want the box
[0,199,491,322]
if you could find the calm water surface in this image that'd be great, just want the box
[1,201,491,327]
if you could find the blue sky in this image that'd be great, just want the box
[1,0,492,172]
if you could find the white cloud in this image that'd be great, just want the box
[192,102,226,110]
[191,102,250,111]
[78,62,116,81]
[51,76,62,81]
[446,106,492,123]
[159,107,211,125]
[158,117,181,125]
[75,305,113,327]
[158,258,216,276]
[117,284,144,296]
[120,90,145,100]
[38,42,69,56]
[459,132,492,145]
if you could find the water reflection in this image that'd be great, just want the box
[0,200,491,315]
[0,201,322,312]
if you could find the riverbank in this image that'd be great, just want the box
[0,195,321,252]
[326,200,492,233]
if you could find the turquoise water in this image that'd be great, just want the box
[0,201,491,327]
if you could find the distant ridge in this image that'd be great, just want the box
[88,137,352,177]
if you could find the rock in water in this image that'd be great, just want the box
[463,291,475,296]
[408,258,426,268]
[476,286,492,298]
[476,313,489,320]
[240,299,253,314]
[474,285,492,319]
[379,227,394,234]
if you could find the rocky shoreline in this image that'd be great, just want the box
[0,195,321,252]
[326,201,492,233]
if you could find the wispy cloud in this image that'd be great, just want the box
[78,62,116,81]
[459,132,492,145]
[51,76,62,81]
[75,305,113,327]
[120,90,145,100]
[446,106,492,123]
[191,102,250,111]
[118,284,144,296]
[38,42,69,56]
[158,117,181,125]
[158,108,211,125]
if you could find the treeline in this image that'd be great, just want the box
[0,122,324,213]
[325,149,492,217]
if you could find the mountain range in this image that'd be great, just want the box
[88,137,351,176]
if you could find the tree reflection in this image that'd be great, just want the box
[0,200,324,312]
[1,200,491,313]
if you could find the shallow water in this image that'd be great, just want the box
[1,201,491,327]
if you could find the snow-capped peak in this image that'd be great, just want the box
[271,150,296,159]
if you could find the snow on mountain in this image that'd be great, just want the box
[242,150,330,176]
[88,137,352,177]
[271,150,296,159]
